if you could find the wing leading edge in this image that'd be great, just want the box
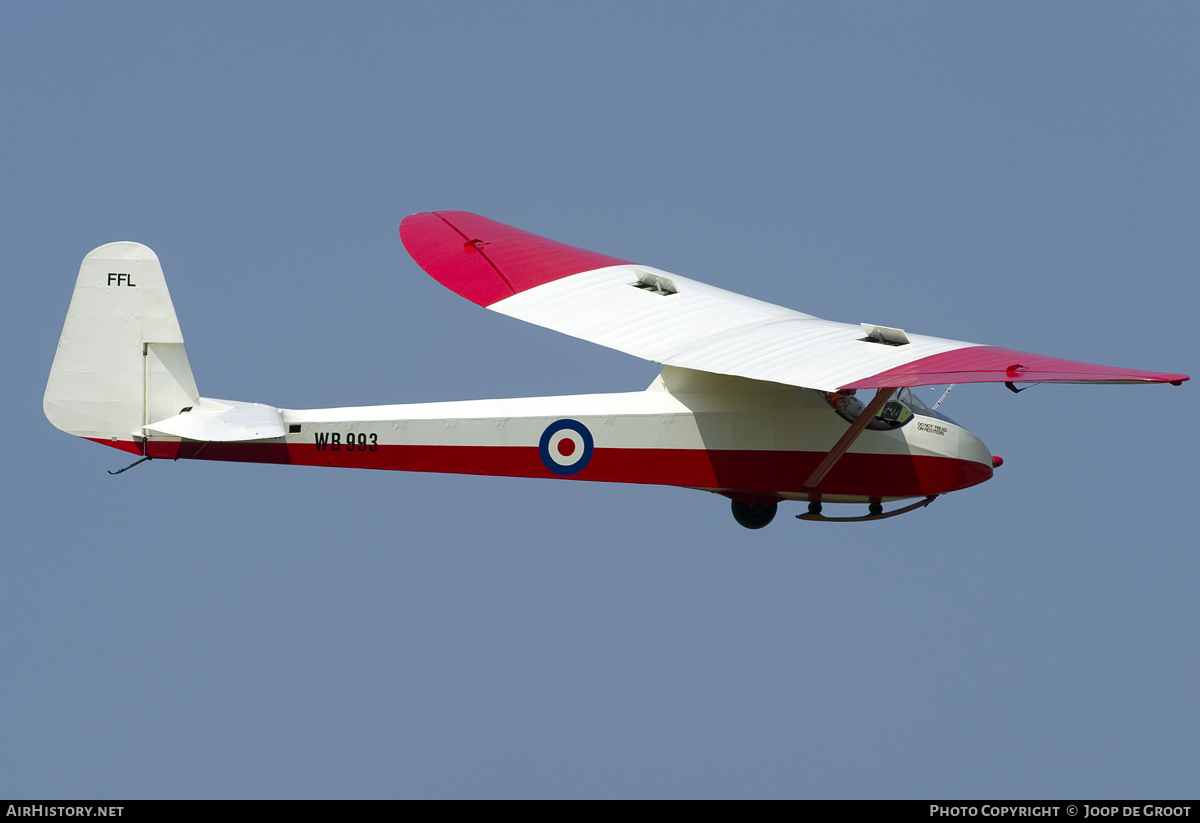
[400,211,1188,392]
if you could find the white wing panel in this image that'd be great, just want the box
[490,266,975,392]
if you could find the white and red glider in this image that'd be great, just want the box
[45,212,1188,527]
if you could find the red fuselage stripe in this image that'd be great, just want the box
[123,440,992,497]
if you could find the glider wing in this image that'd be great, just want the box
[401,212,1188,392]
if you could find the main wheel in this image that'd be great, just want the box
[730,500,778,530]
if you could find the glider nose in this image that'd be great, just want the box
[959,426,994,468]
[908,421,995,494]
[949,427,996,490]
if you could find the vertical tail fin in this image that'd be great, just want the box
[44,242,200,451]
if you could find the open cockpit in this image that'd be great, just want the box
[820,387,957,431]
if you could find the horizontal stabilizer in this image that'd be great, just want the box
[144,398,285,441]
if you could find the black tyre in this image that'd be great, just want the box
[731,500,778,530]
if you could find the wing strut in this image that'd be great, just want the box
[804,387,895,490]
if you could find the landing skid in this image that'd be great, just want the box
[796,496,938,523]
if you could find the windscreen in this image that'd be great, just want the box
[822,387,958,430]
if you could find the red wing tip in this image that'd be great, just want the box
[842,347,1190,390]
[400,210,631,308]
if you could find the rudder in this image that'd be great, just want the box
[44,242,200,451]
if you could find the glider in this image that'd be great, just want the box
[45,212,1188,528]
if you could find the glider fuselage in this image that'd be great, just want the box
[129,367,994,506]
[49,224,1184,526]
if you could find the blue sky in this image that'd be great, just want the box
[2,2,1196,798]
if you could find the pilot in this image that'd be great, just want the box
[824,390,865,422]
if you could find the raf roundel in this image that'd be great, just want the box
[539,419,594,476]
